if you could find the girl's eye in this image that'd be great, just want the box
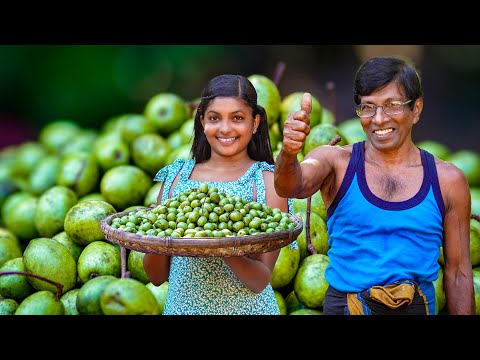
[208,116,219,121]
[233,116,244,121]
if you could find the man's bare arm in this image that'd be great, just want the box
[441,163,475,314]
[274,93,312,198]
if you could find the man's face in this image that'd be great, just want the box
[358,81,422,151]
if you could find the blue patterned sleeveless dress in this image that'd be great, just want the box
[153,159,295,315]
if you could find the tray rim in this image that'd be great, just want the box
[100,208,303,257]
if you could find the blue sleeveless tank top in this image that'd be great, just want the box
[325,141,445,293]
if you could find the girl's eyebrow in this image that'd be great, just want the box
[206,109,246,115]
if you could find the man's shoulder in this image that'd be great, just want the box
[435,158,469,187]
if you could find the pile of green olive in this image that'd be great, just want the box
[110,182,295,238]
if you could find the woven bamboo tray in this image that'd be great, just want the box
[100,209,303,257]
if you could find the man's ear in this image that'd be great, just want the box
[413,98,424,125]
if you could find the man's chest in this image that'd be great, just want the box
[365,165,424,202]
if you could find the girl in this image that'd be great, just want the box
[143,74,293,315]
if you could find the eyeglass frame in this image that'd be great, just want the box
[355,99,413,118]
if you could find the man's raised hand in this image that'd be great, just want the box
[301,92,312,118]
[281,92,312,156]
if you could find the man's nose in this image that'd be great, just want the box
[372,107,388,125]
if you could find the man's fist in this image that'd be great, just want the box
[281,92,312,156]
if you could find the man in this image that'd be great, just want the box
[274,56,474,315]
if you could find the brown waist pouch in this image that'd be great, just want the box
[346,280,417,314]
[369,281,416,309]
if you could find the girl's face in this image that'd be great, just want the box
[200,97,260,159]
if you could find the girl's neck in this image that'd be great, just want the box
[191,154,256,182]
[206,153,255,170]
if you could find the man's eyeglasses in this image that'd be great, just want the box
[356,100,413,118]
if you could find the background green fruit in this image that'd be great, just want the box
[447,149,480,187]
[127,250,150,284]
[1,192,35,221]
[471,187,480,215]
[60,288,80,315]
[0,180,18,219]
[144,92,188,136]
[0,233,22,267]
[3,196,39,241]
[293,191,326,222]
[146,281,169,315]
[131,133,172,175]
[38,120,81,153]
[113,113,155,144]
[0,257,35,300]
[178,117,195,145]
[100,278,160,315]
[59,129,98,156]
[289,308,323,315]
[470,218,480,266]
[93,134,130,172]
[303,123,346,155]
[166,131,184,150]
[0,298,19,315]
[76,241,121,284]
[337,117,367,144]
[34,185,78,238]
[13,142,48,177]
[28,155,61,195]
[144,182,162,207]
[78,193,106,203]
[473,267,480,315]
[294,211,329,261]
[52,231,84,262]
[320,107,335,125]
[76,275,117,315]
[270,246,300,289]
[294,253,330,309]
[248,74,281,126]
[100,165,152,211]
[165,144,192,166]
[23,237,77,294]
[56,152,99,197]
[416,139,451,160]
[274,290,287,315]
[285,290,306,314]
[15,290,65,315]
[438,246,444,265]
[432,267,446,314]
[280,92,322,131]
[64,200,116,246]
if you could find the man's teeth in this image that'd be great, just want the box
[374,128,393,135]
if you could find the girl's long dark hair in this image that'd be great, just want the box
[191,74,274,164]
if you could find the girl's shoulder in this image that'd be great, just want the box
[256,161,274,172]
[236,161,274,184]
[153,159,193,182]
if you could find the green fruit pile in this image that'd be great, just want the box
[3,69,480,316]
[110,182,296,238]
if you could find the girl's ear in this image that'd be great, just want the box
[253,114,261,133]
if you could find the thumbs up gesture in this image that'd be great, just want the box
[282,92,312,156]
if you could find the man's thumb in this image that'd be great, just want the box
[301,93,312,115]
